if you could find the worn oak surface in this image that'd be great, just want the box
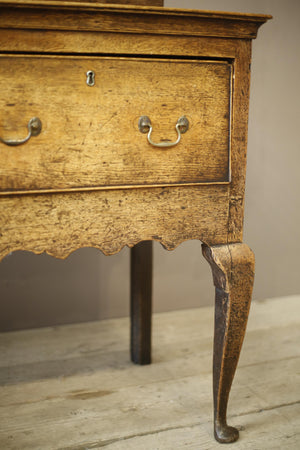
[40,1,164,5]
[0,2,271,259]
[0,185,231,261]
[0,57,231,193]
[0,295,298,449]
[203,243,255,443]
[0,6,272,443]
[0,1,271,39]
[0,31,257,58]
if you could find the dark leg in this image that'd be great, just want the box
[202,243,255,443]
[130,241,153,365]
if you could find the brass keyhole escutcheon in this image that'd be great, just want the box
[86,70,95,87]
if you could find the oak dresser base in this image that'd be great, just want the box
[0,1,270,444]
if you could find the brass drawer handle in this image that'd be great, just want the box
[138,116,189,148]
[0,117,42,146]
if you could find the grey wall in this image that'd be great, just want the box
[1,0,299,331]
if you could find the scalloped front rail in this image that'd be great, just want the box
[0,185,235,262]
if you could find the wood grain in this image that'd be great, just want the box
[0,5,272,444]
[0,30,247,58]
[38,0,164,4]
[0,2,270,281]
[227,40,252,242]
[0,185,231,262]
[0,56,231,193]
[0,1,271,39]
[0,296,298,449]
[202,243,255,443]
[0,2,271,265]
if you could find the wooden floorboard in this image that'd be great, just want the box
[0,295,299,449]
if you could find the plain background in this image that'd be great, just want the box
[0,0,299,331]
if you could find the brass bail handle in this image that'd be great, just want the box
[138,116,189,148]
[0,117,42,146]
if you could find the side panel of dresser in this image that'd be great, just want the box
[0,29,252,260]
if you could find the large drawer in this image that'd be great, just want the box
[0,55,232,194]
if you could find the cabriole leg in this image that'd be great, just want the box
[130,241,153,365]
[202,243,255,443]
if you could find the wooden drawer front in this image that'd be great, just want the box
[0,55,231,194]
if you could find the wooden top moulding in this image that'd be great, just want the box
[29,0,165,5]
[0,0,272,39]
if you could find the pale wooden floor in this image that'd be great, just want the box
[0,295,299,449]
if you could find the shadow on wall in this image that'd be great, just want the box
[0,247,129,332]
[0,241,212,332]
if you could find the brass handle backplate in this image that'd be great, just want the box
[138,116,189,148]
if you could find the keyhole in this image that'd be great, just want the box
[86,70,95,87]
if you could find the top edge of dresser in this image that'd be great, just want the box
[0,1,272,20]
[0,1,272,40]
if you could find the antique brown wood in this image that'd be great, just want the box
[39,0,164,5]
[130,241,152,365]
[0,0,271,443]
[0,56,231,193]
[0,3,269,39]
[202,243,255,443]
